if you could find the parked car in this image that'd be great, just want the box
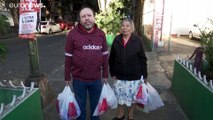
[189,24,200,39]
[56,20,73,31]
[189,19,212,39]
[38,21,61,34]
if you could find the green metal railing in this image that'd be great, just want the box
[172,59,213,120]
[0,81,43,120]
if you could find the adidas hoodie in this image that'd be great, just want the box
[64,24,108,81]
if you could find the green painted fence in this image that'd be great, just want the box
[0,87,43,120]
[172,60,213,120]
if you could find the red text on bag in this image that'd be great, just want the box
[68,102,78,119]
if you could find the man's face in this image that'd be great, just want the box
[79,8,95,30]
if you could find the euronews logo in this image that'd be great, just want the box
[8,2,45,9]
[83,45,102,50]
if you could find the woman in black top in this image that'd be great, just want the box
[109,18,148,120]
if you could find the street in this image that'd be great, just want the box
[157,36,200,81]
[0,32,66,83]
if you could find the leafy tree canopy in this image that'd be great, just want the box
[96,0,126,34]
[199,19,213,71]
[0,14,10,34]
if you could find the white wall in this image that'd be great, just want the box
[163,0,213,35]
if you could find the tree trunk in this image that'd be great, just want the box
[10,8,19,28]
[28,40,40,77]
[132,0,145,36]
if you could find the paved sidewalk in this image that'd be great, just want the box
[43,51,188,120]
[100,52,188,120]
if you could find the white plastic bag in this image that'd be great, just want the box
[93,83,118,116]
[136,83,164,113]
[56,86,81,120]
[105,83,118,109]
[133,76,148,105]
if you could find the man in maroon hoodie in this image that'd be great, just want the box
[64,7,108,120]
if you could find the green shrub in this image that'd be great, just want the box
[0,14,10,34]
[0,42,8,62]
[0,43,7,53]
[199,19,213,77]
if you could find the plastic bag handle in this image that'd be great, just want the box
[140,75,144,83]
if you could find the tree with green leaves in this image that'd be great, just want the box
[199,19,213,79]
[0,14,9,62]
[0,42,8,63]
[96,0,125,34]
[96,0,145,35]
[0,14,10,34]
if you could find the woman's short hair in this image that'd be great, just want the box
[121,18,135,33]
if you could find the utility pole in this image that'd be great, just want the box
[39,0,41,21]
[19,0,54,108]
[18,0,41,86]
[24,38,41,87]
[27,0,41,77]
[168,15,173,51]
[28,39,40,77]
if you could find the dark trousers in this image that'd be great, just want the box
[73,80,102,120]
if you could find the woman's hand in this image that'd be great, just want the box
[112,76,117,79]
[144,78,148,84]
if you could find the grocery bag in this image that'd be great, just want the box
[136,83,164,113]
[56,86,81,120]
[133,76,148,106]
[93,83,118,116]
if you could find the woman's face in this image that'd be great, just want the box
[121,21,132,36]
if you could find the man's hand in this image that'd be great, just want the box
[65,81,71,86]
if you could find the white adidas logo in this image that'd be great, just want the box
[83,45,102,50]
